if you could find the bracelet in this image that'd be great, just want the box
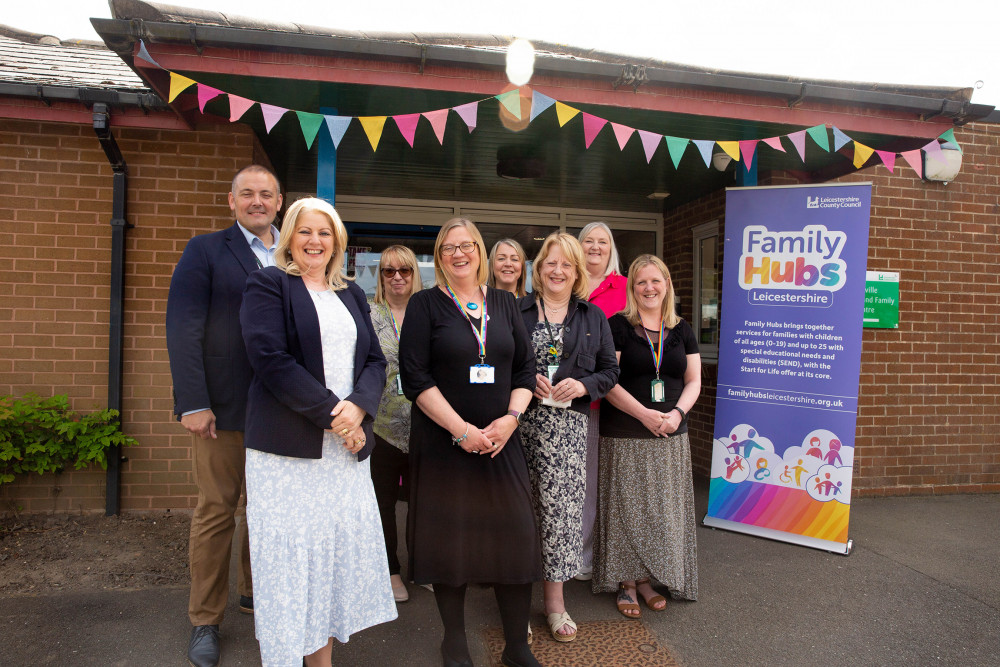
[451,422,470,446]
[673,406,686,420]
[506,409,522,425]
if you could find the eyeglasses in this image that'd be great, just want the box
[440,242,477,256]
[381,267,413,278]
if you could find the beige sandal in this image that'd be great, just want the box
[546,611,578,642]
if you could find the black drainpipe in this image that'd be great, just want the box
[92,103,130,516]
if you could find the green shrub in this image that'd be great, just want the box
[0,394,139,485]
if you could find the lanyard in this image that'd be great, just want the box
[444,283,488,363]
[643,322,665,380]
[539,297,562,363]
[385,305,400,342]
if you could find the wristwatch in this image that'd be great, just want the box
[506,409,523,425]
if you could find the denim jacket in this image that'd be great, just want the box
[517,293,620,414]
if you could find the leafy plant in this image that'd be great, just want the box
[0,394,138,485]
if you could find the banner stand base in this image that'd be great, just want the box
[702,514,853,556]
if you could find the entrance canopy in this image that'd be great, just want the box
[92,1,994,211]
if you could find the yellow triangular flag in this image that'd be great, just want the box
[853,142,874,169]
[555,102,580,127]
[717,141,740,161]
[168,72,197,103]
[359,116,388,151]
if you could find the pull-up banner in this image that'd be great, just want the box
[704,183,871,554]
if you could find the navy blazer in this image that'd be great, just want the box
[166,222,260,431]
[517,293,620,414]
[240,267,387,461]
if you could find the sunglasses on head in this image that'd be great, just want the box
[381,267,413,278]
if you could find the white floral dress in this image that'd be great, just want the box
[245,288,397,667]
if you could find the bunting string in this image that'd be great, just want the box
[148,41,960,178]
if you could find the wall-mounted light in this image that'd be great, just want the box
[506,39,535,86]
[712,152,733,171]
[647,191,671,200]
[923,144,962,184]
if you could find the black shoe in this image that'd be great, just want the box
[187,624,220,667]
[239,595,254,614]
[500,648,540,667]
[441,642,473,667]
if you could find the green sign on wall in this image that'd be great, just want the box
[864,271,899,328]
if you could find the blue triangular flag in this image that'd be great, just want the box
[323,115,352,149]
[136,40,162,69]
[529,91,556,122]
[832,127,852,152]
[692,139,715,168]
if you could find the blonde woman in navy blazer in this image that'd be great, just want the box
[240,197,395,667]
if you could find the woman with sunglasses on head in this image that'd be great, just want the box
[488,238,528,297]
[399,218,541,667]
[369,245,423,605]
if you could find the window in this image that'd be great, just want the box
[692,220,720,362]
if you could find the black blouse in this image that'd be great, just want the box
[599,314,699,438]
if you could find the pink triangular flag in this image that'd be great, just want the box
[637,130,662,163]
[875,150,896,173]
[900,149,923,178]
[228,94,255,122]
[260,104,288,133]
[788,130,807,161]
[610,122,634,150]
[582,113,608,149]
[762,136,785,152]
[393,113,420,148]
[923,139,945,165]
[739,140,758,169]
[197,84,223,113]
[453,102,478,132]
[422,109,448,145]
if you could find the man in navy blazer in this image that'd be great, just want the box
[166,165,282,667]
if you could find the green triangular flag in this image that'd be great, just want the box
[664,136,689,169]
[806,125,830,152]
[496,89,522,120]
[296,111,325,149]
[938,128,962,153]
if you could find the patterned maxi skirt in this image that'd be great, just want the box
[593,432,698,600]
[520,404,589,582]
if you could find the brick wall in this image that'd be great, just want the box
[662,122,1000,496]
[1,118,254,512]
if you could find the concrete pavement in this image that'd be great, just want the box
[3,481,998,666]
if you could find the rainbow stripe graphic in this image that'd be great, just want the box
[707,477,849,544]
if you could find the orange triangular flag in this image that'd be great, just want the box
[555,102,580,127]
[359,116,388,152]
[168,72,196,103]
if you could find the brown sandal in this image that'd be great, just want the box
[636,578,666,611]
[616,583,641,619]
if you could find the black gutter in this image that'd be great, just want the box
[0,81,164,109]
[92,102,131,516]
[90,18,995,124]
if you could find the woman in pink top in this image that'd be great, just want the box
[575,221,627,581]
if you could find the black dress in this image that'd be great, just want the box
[399,286,541,586]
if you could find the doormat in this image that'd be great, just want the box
[481,619,679,666]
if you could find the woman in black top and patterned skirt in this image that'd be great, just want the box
[594,254,702,616]
[399,218,541,667]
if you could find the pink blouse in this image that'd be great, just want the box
[588,272,628,318]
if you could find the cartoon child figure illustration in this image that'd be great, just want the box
[824,439,843,466]
[806,436,823,459]
[726,434,741,454]
[724,456,746,479]
[791,459,808,486]
[754,458,770,481]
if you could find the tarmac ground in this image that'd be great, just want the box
[3,479,998,666]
